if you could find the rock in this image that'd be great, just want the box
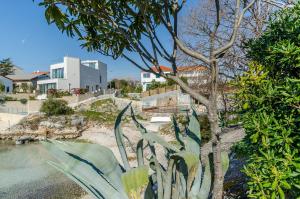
[40,121,54,128]
[15,135,34,144]
[71,116,85,127]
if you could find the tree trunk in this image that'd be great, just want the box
[208,105,224,199]
[209,59,224,199]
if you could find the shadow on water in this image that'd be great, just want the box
[0,141,86,199]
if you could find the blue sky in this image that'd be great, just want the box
[0,1,195,80]
[0,1,143,80]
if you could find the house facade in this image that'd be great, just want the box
[140,66,172,91]
[6,66,49,93]
[140,65,208,91]
[0,76,13,93]
[37,57,107,94]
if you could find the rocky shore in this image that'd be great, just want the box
[0,113,87,142]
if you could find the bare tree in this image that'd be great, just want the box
[39,0,268,197]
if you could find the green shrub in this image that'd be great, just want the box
[4,96,17,101]
[0,83,4,93]
[40,98,73,116]
[19,98,28,105]
[236,5,300,198]
[0,96,5,104]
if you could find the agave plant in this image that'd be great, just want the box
[42,103,229,199]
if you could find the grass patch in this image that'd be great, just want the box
[90,98,114,109]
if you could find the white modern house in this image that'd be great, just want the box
[0,76,13,93]
[141,66,172,91]
[37,57,107,94]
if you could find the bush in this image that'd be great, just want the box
[4,96,17,101]
[0,95,5,104]
[236,5,300,197]
[19,98,28,105]
[0,83,4,93]
[40,98,74,116]
[48,89,72,98]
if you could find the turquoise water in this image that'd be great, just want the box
[0,142,85,199]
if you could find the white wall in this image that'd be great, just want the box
[65,57,81,89]
[0,76,13,93]
[98,61,107,89]
[38,57,107,92]
[141,72,168,91]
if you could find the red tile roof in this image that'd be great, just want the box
[31,71,49,75]
[150,66,172,72]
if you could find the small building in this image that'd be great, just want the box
[37,56,107,94]
[0,76,13,93]
[140,66,172,91]
[6,67,49,93]
[140,65,209,91]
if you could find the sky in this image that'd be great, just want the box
[0,1,140,80]
[0,1,196,80]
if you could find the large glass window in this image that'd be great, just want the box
[143,73,150,78]
[52,68,64,78]
[39,83,56,94]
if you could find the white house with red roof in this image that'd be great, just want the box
[141,65,208,91]
[140,66,172,91]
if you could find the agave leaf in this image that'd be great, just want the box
[172,152,199,193]
[131,106,147,135]
[121,166,149,199]
[172,115,185,148]
[141,131,180,152]
[42,140,128,199]
[189,162,203,198]
[222,151,230,176]
[163,159,175,199]
[114,102,132,170]
[197,159,212,199]
[172,151,199,172]
[48,161,105,199]
[136,139,144,166]
[185,108,201,156]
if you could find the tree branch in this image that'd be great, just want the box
[214,0,256,57]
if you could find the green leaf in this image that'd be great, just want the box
[114,102,132,170]
[141,131,180,152]
[121,166,149,198]
[185,108,201,156]
[42,140,128,199]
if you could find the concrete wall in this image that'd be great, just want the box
[65,57,81,89]
[98,61,107,89]
[80,64,101,92]
[0,76,13,93]
[80,60,107,91]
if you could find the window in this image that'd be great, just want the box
[143,73,150,78]
[99,75,102,83]
[96,85,99,90]
[86,85,89,91]
[156,74,160,78]
[89,63,96,69]
[39,83,56,94]
[52,68,64,78]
